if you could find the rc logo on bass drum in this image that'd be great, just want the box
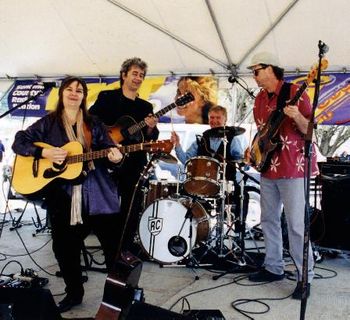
[148,217,163,235]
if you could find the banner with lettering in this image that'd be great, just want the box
[286,73,350,125]
[7,73,350,125]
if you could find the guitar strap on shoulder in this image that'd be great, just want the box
[83,122,92,148]
[276,82,292,111]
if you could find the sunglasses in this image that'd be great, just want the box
[252,65,268,76]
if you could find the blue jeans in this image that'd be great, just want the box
[260,177,314,282]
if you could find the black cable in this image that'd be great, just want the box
[230,274,295,319]
[0,237,52,258]
[4,221,56,277]
[0,260,24,276]
[168,277,237,312]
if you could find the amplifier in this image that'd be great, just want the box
[318,162,350,175]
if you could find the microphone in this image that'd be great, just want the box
[228,76,237,83]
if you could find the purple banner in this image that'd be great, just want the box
[7,78,120,118]
[286,73,350,125]
[7,81,49,117]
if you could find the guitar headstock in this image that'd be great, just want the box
[175,92,194,109]
[144,140,174,153]
[306,58,328,84]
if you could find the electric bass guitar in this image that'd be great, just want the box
[108,92,194,144]
[249,58,328,172]
[12,140,173,195]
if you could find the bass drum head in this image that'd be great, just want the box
[138,198,198,264]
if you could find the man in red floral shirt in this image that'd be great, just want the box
[247,52,318,299]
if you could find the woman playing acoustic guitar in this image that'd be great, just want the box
[12,76,123,313]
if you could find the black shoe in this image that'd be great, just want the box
[248,268,285,282]
[292,282,311,300]
[57,295,83,313]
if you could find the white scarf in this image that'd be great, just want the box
[62,110,93,225]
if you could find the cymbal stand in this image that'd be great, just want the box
[234,170,247,265]
[174,165,182,197]
[217,129,228,258]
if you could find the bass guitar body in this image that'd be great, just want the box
[250,125,280,173]
[249,58,328,172]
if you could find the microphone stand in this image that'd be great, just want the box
[300,40,328,320]
[228,75,256,100]
[218,128,228,258]
[0,82,53,239]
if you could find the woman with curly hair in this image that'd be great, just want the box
[175,76,218,124]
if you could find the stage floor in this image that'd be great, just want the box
[1,194,350,319]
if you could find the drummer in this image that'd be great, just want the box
[170,105,247,181]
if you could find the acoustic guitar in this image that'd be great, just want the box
[108,92,194,144]
[95,251,143,320]
[249,58,328,172]
[12,140,173,195]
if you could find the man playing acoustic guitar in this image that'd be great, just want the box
[89,57,159,254]
[246,52,318,299]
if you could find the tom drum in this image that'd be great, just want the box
[183,156,220,197]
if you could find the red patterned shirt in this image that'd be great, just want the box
[253,80,319,179]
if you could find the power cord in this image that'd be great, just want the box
[168,276,237,314]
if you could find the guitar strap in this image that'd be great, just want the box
[259,81,292,172]
[83,122,92,148]
[270,81,292,139]
[276,82,292,111]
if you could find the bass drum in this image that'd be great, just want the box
[138,197,209,264]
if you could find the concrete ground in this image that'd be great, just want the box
[1,194,350,320]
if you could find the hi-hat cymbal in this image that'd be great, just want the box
[204,126,245,138]
[153,153,178,164]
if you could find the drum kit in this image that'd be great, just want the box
[137,126,260,267]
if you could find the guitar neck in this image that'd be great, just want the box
[289,82,307,105]
[267,81,308,138]
[66,144,146,164]
[127,102,177,136]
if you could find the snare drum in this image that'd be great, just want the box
[184,156,221,197]
[138,197,209,264]
[146,180,179,207]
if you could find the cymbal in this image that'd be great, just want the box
[153,152,178,164]
[204,126,245,138]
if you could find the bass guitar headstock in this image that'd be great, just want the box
[306,58,328,85]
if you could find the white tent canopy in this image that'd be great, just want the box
[0,0,348,79]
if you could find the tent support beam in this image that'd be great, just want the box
[106,0,227,70]
[205,0,236,75]
[237,0,300,67]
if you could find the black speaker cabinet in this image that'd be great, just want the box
[124,301,186,319]
[0,288,62,320]
[317,175,350,250]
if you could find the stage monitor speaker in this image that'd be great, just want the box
[0,287,62,320]
[316,175,350,250]
[183,309,226,319]
[123,301,187,319]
